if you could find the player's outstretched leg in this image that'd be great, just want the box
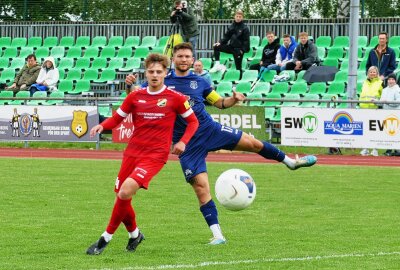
[126,231,145,252]
[286,154,317,170]
[86,236,109,255]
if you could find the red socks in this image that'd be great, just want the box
[106,197,137,234]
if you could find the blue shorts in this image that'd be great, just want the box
[179,122,242,182]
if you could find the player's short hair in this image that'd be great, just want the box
[144,53,170,69]
[379,32,388,39]
[235,10,244,16]
[283,34,291,39]
[299,32,308,38]
[173,42,193,53]
[26,54,36,60]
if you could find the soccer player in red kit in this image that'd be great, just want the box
[86,53,199,255]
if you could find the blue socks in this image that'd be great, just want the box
[258,141,285,162]
[200,200,219,226]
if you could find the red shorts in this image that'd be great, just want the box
[115,155,165,192]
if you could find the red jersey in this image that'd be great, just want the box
[115,86,193,162]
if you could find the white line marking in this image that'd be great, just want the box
[91,251,400,270]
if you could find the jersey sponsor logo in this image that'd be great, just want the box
[157,99,167,107]
[190,81,198,89]
[71,110,88,138]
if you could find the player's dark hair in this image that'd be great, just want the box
[26,54,36,61]
[173,42,193,53]
[144,53,170,69]
[283,34,291,38]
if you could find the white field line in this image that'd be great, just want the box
[91,251,400,270]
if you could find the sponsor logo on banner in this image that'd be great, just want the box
[284,112,318,133]
[19,113,33,136]
[71,110,88,138]
[324,111,363,135]
[369,114,400,136]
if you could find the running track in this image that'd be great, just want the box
[1,148,399,167]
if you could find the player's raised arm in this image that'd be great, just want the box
[205,89,245,109]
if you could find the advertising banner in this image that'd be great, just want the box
[281,107,400,149]
[0,105,98,142]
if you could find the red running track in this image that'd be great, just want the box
[0,148,399,167]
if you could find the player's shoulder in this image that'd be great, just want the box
[165,86,187,98]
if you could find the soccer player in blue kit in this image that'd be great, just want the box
[126,42,317,245]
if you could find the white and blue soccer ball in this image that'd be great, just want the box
[215,169,256,211]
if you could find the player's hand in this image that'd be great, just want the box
[172,141,186,155]
[232,90,245,102]
[125,74,137,86]
[90,124,104,138]
[213,42,220,47]
[20,84,27,89]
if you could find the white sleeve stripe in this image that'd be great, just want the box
[180,108,194,118]
[117,108,128,117]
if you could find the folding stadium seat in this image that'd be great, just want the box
[367,36,378,49]
[331,36,349,49]
[252,81,271,96]
[326,82,346,96]
[10,37,27,48]
[132,47,150,60]
[59,36,75,48]
[57,58,74,71]
[9,58,25,70]
[322,58,339,68]
[99,47,116,59]
[0,68,15,84]
[261,70,277,83]
[50,46,65,59]
[57,80,73,93]
[227,59,247,70]
[45,91,65,105]
[2,47,18,59]
[210,70,225,84]
[271,82,289,95]
[83,46,99,59]
[260,37,268,47]
[107,58,124,70]
[393,47,400,61]
[27,91,47,105]
[82,69,99,82]
[123,36,141,48]
[235,81,251,95]
[388,36,400,48]
[240,70,258,83]
[155,36,169,50]
[326,47,344,59]
[358,36,368,49]
[139,36,157,49]
[75,58,91,70]
[315,36,332,49]
[58,69,65,80]
[246,92,263,106]
[91,58,107,70]
[93,69,116,83]
[35,47,49,59]
[250,36,260,49]
[116,47,133,59]
[68,80,90,94]
[289,82,308,95]
[0,57,9,69]
[264,93,282,107]
[118,58,141,72]
[271,107,281,122]
[340,59,349,71]
[27,36,42,48]
[65,46,82,59]
[19,47,34,59]
[264,107,276,121]
[43,36,58,48]
[75,36,91,48]
[150,47,163,54]
[284,70,296,82]
[332,70,348,84]
[98,104,113,118]
[317,47,326,61]
[216,81,232,97]
[221,69,240,83]
[198,58,212,70]
[300,94,320,107]
[219,52,233,64]
[9,90,30,105]
[65,68,82,81]
[0,90,13,105]
[107,36,124,49]
[0,37,11,49]
[282,93,301,107]
[308,82,327,95]
[248,46,263,62]
[91,36,107,48]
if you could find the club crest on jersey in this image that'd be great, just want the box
[157,98,167,107]
[190,81,198,89]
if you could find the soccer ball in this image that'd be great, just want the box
[75,125,83,133]
[215,169,256,211]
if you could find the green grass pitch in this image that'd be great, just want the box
[1,157,399,269]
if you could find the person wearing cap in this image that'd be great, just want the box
[380,73,400,156]
[29,56,59,96]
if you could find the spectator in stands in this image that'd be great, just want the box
[380,73,400,156]
[359,66,383,157]
[366,32,396,81]
[266,34,297,72]
[6,54,40,91]
[170,0,200,58]
[29,56,59,96]
[286,32,318,71]
[193,60,212,86]
[249,31,280,72]
[209,10,250,78]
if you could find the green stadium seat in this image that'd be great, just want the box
[107,58,124,70]
[320,93,339,107]
[216,81,232,97]
[271,107,281,121]
[65,68,82,81]
[252,81,271,96]
[331,36,349,49]
[98,105,113,117]
[317,47,326,61]
[289,82,308,94]
[0,68,15,83]
[358,59,367,71]
[10,37,27,48]
[0,37,11,48]
[248,46,263,61]
[332,70,348,84]
[294,70,306,84]
[271,82,289,94]
[27,91,47,105]
[322,58,339,68]
[326,82,346,96]
[112,92,127,106]
[388,36,400,48]
[367,36,378,49]
[227,59,247,70]
[340,59,349,70]
[93,69,116,83]
[74,58,91,70]
[264,107,276,121]
[246,92,263,106]
[19,47,34,59]
[0,90,13,105]
[240,70,258,83]
[65,46,82,59]
[119,58,141,72]
[156,36,170,48]
[282,93,301,107]
[139,36,157,49]
[133,47,150,60]
[45,91,65,105]
[9,58,25,70]
[151,47,163,54]
[326,47,344,59]
[116,47,133,59]
[393,47,400,61]
[221,69,240,83]
[260,37,268,47]
[250,36,260,49]
[300,94,320,107]
[91,58,107,70]
[35,47,49,59]
[198,58,212,70]
[283,70,296,82]
[0,57,9,69]
[91,36,107,48]
[315,36,332,49]
[358,36,368,48]
[83,46,99,59]
[59,36,75,48]
[308,82,326,95]
[75,36,91,48]
[57,80,73,93]
[50,46,65,59]
[124,36,141,48]
[2,47,18,59]
[220,52,233,63]
[43,36,58,48]
[235,81,251,95]
[261,70,277,83]
[58,69,65,80]
[27,36,42,48]
[68,80,90,94]
[210,70,224,84]
[357,81,363,94]
[107,36,124,48]
[99,47,116,59]
[57,58,74,71]
[264,92,281,107]
[82,68,99,81]
[10,90,29,105]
